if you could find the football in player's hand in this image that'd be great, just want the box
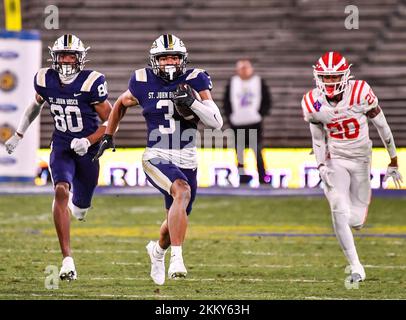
[172,83,200,124]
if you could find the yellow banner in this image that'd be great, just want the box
[36,148,406,189]
[4,0,22,31]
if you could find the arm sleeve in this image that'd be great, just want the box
[309,122,327,166]
[259,78,271,117]
[190,99,223,130]
[90,75,108,104]
[16,99,45,135]
[369,109,397,158]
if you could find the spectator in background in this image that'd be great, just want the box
[223,59,272,185]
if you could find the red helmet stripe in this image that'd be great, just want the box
[334,57,346,71]
[318,57,328,70]
[357,81,366,104]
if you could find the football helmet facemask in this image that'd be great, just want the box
[49,34,89,77]
[313,51,352,98]
[149,34,188,81]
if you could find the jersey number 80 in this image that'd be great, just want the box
[50,104,83,133]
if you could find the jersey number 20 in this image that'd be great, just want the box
[327,118,360,139]
[50,104,83,133]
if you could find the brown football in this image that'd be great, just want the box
[174,85,201,123]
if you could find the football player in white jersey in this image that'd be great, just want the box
[301,51,403,283]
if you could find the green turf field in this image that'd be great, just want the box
[0,194,405,300]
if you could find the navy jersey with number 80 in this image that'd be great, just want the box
[34,68,108,149]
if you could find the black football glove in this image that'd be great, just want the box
[92,134,115,161]
[172,83,195,108]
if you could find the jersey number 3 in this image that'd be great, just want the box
[327,118,360,139]
[156,100,175,134]
[51,104,84,133]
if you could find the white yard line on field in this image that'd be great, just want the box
[364,265,406,269]
[0,248,139,254]
[89,277,333,283]
[186,263,313,268]
[242,251,323,257]
[111,262,143,266]
[4,276,334,283]
[304,296,349,300]
[0,293,175,299]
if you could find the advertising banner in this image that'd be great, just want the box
[0,30,41,181]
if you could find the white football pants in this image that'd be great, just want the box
[324,156,371,267]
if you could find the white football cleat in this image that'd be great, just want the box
[59,256,77,281]
[168,256,187,279]
[146,241,166,285]
[67,192,87,221]
[350,264,366,283]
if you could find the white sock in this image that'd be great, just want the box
[332,211,361,267]
[154,241,166,258]
[62,256,74,265]
[344,248,361,268]
[171,246,183,259]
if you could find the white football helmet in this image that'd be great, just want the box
[313,51,352,98]
[49,34,89,76]
[149,34,188,81]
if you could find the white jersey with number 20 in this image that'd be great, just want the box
[301,80,379,159]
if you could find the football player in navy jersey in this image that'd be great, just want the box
[5,34,112,281]
[94,34,223,285]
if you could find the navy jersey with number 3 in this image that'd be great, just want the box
[128,68,212,149]
[34,68,108,149]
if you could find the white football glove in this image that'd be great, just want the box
[319,165,334,189]
[383,166,403,189]
[5,133,22,154]
[70,138,91,156]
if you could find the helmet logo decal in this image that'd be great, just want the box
[163,34,174,50]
